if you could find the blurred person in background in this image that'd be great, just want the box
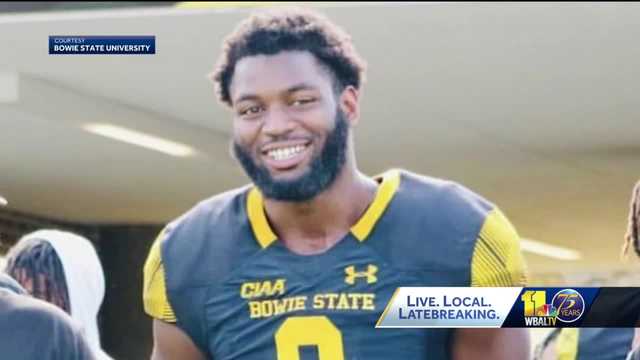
[0,272,95,360]
[536,180,640,360]
[4,229,113,360]
[624,181,640,360]
[0,197,94,359]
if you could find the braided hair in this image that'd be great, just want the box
[622,180,640,258]
[4,237,70,313]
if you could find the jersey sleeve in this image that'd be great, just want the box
[470,208,528,287]
[143,228,177,323]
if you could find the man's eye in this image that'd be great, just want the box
[240,106,263,116]
[291,98,316,107]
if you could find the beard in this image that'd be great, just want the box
[232,109,349,202]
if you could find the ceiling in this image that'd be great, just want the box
[0,3,639,272]
[0,1,170,14]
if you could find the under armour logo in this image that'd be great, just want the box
[344,264,378,285]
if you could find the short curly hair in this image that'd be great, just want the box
[211,7,367,107]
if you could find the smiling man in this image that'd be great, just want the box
[143,7,529,360]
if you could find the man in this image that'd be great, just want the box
[143,7,529,359]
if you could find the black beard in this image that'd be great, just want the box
[233,110,349,202]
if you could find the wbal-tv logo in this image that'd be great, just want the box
[521,288,585,326]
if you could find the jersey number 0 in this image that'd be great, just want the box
[275,316,345,360]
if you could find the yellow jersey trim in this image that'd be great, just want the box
[247,188,278,249]
[351,169,401,242]
[556,328,579,360]
[471,208,528,287]
[247,169,401,248]
[142,229,177,323]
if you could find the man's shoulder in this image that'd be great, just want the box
[0,273,27,294]
[368,170,500,280]
[0,290,95,359]
[156,184,262,288]
[392,171,527,287]
[1,289,73,326]
[396,169,494,218]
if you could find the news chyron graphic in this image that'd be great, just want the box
[49,36,155,55]
[376,287,521,328]
[375,287,620,328]
[521,289,584,327]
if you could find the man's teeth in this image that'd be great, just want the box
[267,145,306,161]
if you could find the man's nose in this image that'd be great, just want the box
[262,105,296,137]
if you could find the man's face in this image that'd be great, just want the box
[229,51,349,201]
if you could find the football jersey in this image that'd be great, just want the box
[143,169,527,359]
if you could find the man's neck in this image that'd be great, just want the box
[263,168,378,255]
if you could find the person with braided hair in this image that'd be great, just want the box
[5,238,72,313]
[4,230,113,360]
[0,199,94,360]
[0,272,96,360]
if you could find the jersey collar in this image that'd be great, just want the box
[247,169,401,249]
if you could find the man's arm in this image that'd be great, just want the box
[455,207,530,359]
[144,231,206,359]
[452,328,530,360]
[152,320,206,360]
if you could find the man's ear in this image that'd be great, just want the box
[339,85,360,126]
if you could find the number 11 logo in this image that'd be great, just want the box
[521,290,547,317]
